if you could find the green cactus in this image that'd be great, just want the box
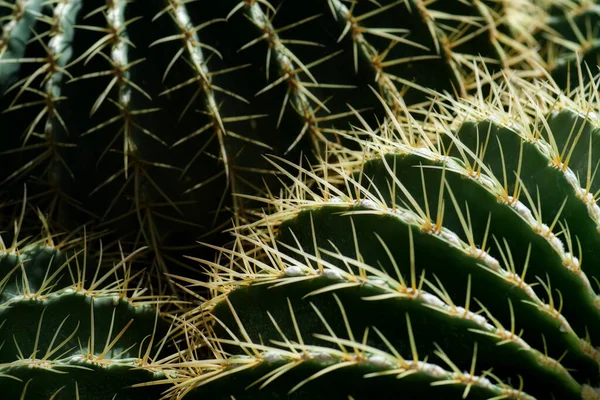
[533,0,600,90]
[0,0,546,289]
[157,76,600,399]
[0,221,173,399]
[3,1,600,399]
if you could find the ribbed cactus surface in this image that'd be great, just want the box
[0,230,169,399]
[0,0,546,287]
[162,78,600,399]
[3,1,600,399]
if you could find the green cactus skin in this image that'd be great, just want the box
[0,0,544,289]
[0,233,172,399]
[158,78,600,399]
[0,0,46,91]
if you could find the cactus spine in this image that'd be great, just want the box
[533,0,600,89]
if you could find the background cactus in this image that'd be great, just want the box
[533,0,600,89]
[160,76,600,399]
[0,217,172,399]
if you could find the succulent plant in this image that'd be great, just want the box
[533,0,600,89]
[0,0,548,288]
[3,1,600,399]
[158,76,600,400]
[0,218,172,399]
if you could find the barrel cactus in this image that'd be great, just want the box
[158,75,600,400]
[0,0,548,288]
[3,1,600,399]
[0,220,172,399]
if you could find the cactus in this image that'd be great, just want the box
[3,1,600,399]
[0,0,547,287]
[157,76,600,400]
[533,0,600,89]
[0,218,172,399]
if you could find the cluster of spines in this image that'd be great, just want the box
[73,0,184,292]
[0,0,73,205]
[343,1,545,107]
[0,212,175,399]
[0,0,44,90]
[230,0,348,154]
[160,225,595,398]
[1,0,250,294]
[533,0,600,89]
[4,1,600,399]
[153,0,247,194]
[147,74,600,399]
[161,304,541,399]
[0,0,560,297]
